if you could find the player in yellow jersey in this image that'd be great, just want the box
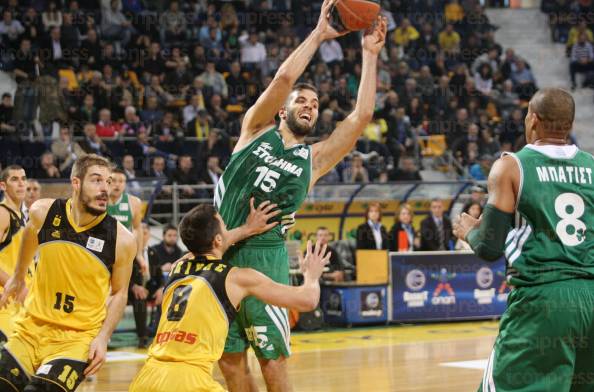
[0,165,27,344]
[129,203,329,392]
[0,154,137,392]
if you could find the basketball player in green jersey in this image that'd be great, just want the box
[108,167,147,274]
[454,88,594,391]
[216,0,387,390]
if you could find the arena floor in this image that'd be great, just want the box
[81,321,499,391]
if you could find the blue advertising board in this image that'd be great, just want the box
[321,284,388,325]
[390,251,509,322]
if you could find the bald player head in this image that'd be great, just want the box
[525,88,575,144]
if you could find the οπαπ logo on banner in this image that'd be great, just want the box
[326,291,343,316]
[403,269,429,308]
[474,267,495,304]
[431,268,456,305]
[360,290,383,317]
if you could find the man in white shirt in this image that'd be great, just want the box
[240,31,267,71]
[320,39,343,64]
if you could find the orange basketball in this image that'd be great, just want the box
[332,0,381,32]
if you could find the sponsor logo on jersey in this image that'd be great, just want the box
[155,329,197,345]
[119,203,129,211]
[51,230,61,239]
[86,236,105,252]
[403,269,428,308]
[293,147,309,159]
[52,215,61,227]
[36,364,52,375]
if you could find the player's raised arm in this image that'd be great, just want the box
[0,198,52,306]
[227,240,330,311]
[310,16,387,185]
[237,0,346,149]
[129,194,147,274]
[453,155,519,261]
[85,222,135,376]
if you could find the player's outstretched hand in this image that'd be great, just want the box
[314,0,350,41]
[85,334,108,376]
[0,275,26,309]
[453,213,482,241]
[362,15,387,55]
[300,240,331,281]
[246,197,281,236]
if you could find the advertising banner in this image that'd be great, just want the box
[390,252,509,322]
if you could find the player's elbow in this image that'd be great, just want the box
[298,296,319,312]
[353,110,373,125]
[473,244,504,262]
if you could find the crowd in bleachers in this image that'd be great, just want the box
[0,0,535,186]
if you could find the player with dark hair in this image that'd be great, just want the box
[215,0,387,389]
[0,165,27,344]
[129,203,329,392]
[454,88,594,390]
[0,154,137,391]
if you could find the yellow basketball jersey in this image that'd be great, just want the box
[148,255,237,372]
[0,202,25,284]
[24,199,117,331]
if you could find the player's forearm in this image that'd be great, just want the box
[0,268,9,286]
[275,29,323,85]
[98,289,128,341]
[351,52,378,121]
[134,228,144,262]
[13,225,38,280]
[298,277,321,311]
[227,225,255,246]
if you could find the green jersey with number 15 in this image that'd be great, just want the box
[504,144,594,286]
[215,127,312,246]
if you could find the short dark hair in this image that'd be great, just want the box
[0,165,25,182]
[71,154,111,180]
[179,204,222,254]
[530,88,575,136]
[162,223,177,236]
[292,82,318,95]
[111,167,126,176]
[2,93,11,99]
[316,226,328,232]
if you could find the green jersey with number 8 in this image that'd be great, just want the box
[215,127,312,246]
[505,144,594,286]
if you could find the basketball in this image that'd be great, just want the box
[331,0,381,32]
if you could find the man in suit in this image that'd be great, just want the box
[420,198,453,251]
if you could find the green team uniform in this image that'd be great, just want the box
[480,144,594,392]
[215,127,312,358]
[107,192,133,230]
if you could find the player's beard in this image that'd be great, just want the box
[286,108,315,137]
[80,183,107,216]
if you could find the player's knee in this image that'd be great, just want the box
[26,359,86,392]
[259,356,288,376]
[0,348,29,391]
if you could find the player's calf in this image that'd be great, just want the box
[0,348,30,392]
[25,358,86,392]
[258,356,291,392]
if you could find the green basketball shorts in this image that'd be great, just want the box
[223,244,291,360]
[479,279,594,392]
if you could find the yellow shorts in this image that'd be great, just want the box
[0,302,24,341]
[5,314,97,376]
[129,358,226,392]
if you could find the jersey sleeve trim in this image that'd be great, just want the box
[502,152,523,211]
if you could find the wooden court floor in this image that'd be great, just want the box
[80,321,500,392]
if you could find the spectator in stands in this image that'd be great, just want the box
[139,95,164,127]
[320,38,344,65]
[386,107,414,166]
[200,154,223,188]
[35,151,60,179]
[356,202,389,250]
[420,198,453,251]
[510,59,537,99]
[12,38,37,128]
[149,223,183,276]
[129,222,151,349]
[225,62,249,105]
[480,128,501,157]
[60,12,80,53]
[101,0,134,47]
[0,93,15,138]
[343,153,369,183]
[495,79,520,119]
[389,204,419,252]
[79,122,112,157]
[41,1,62,32]
[314,226,345,283]
[96,108,121,138]
[51,125,84,176]
[23,179,41,221]
[122,106,147,136]
[570,32,594,89]
[145,75,174,107]
[143,41,166,78]
[21,7,41,43]
[389,156,422,182]
[42,26,68,73]
[198,62,228,99]
[168,154,199,198]
[454,201,483,250]
[566,19,593,55]
[500,107,525,146]
[81,28,101,68]
[392,18,419,53]
[474,63,493,97]
[470,154,494,181]
[439,23,461,55]
[160,1,186,44]
[0,10,24,49]
[445,0,465,24]
[240,30,266,71]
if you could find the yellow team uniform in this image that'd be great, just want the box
[0,202,27,342]
[129,255,237,392]
[1,198,117,391]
